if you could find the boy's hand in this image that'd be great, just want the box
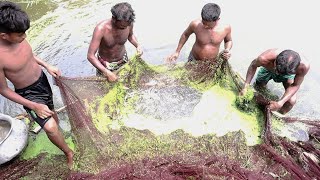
[34,103,54,119]
[47,65,61,77]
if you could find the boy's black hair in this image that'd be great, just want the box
[0,1,30,33]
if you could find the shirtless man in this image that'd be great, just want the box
[87,2,143,82]
[167,3,232,62]
[0,1,73,168]
[240,49,310,114]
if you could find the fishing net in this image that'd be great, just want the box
[1,56,319,179]
[56,56,320,179]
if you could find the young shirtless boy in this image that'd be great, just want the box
[0,1,73,168]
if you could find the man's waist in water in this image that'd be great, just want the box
[191,48,220,60]
[98,48,126,61]
[98,55,124,64]
[191,53,220,61]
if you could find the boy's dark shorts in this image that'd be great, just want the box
[15,71,54,128]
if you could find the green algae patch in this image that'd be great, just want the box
[88,83,126,134]
[119,56,155,88]
[27,14,59,44]
[115,59,264,146]
[104,127,252,166]
[50,57,280,176]
[110,128,173,161]
[235,87,257,113]
[86,57,265,146]
[204,85,264,145]
[77,57,266,165]
[121,84,264,146]
[152,63,186,77]
[20,131,75,160]
[88,56,159,134]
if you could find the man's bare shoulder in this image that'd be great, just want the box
[218,22,231,29]
[95,19,111,31]
[190,19,202,27]
[257,49,278,65]
[262,48,278,57]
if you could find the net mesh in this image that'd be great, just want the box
[56,56,320,179]
[1,56,319,179]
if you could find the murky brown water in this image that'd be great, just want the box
[2,0,320,118]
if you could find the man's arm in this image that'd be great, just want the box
[87,24,115,80]
[166,21,195,62]
[221,25,233,60]
[272,64,310,110]
[224,25,233,51]
[0,68,53,118]
[128,25,142,56]
[239,57,262,95]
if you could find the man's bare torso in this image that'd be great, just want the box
[191,20,230,61]
[0,40,41,89]
[98,20,131,63]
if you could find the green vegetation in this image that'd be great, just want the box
[15,56,270,177]
[86,57,265,151]
[235,87,257,113]
[20,130,75,160]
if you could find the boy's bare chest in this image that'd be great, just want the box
[1,48,32,72]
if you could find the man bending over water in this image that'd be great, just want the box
[240,49,310,114]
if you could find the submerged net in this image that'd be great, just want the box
[2,56,319,179]
[55,56,320,179]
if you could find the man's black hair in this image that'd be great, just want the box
[201,3,221,22]
[276,50,301,75]
[0,1,30,33]
[111,2,135,24]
